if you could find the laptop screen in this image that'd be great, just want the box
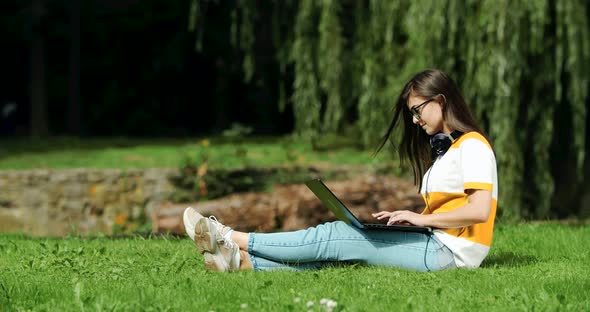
[304,179,365,229]
[305,178,433,234]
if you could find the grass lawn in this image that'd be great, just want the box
[0,136,389,170]
[1,223,589,311]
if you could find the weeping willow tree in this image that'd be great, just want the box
[189,0,590,219]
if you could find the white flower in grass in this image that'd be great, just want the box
[293,297,301,303]
[240,303,248,309]
[326,300,337,309]
[306,301,314,307]
[319,298,338,312]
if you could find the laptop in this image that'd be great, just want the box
[305,178,432,234]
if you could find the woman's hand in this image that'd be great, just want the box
[372,210,429,227]
[372,190,493,229]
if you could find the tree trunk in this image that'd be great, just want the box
[214,58,228,131]
[68,0,81,135]
[30,0,48,138]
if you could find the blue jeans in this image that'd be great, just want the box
[247,221,456,272]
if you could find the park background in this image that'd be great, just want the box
[0,1,589,311]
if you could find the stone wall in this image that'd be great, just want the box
[0,169,175,236]
[0,166,377,236]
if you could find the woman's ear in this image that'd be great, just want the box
[437,94,447,110]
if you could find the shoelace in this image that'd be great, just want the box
[208,216,236,250]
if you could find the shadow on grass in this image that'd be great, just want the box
[481,251,538,268]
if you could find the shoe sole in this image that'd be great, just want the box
[194,218,217,254]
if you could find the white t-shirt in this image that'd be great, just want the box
[420,131,498,268]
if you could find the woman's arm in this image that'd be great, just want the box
[372,189,492,228]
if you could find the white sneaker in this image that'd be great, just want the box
[194,216,234,252]
[182,207,205,241]
[203,247,239,272]
[197,217,240,272]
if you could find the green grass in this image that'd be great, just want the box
[1,223,589,311]
[0,137,388,170]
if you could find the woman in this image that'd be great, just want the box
[183,69,497,271]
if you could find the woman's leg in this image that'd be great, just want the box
[241,221,455,272]
[231,231,249,250]
[235,236,346,271]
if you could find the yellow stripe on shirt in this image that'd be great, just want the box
[464,182,493,191]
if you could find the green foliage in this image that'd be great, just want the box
[272,0,297,113]
[556,0,590,173]
[317,0,344,133]
[290,0,321,141]
[170,164,355,203]
[221,123,254,157]
[1,223,589,310]
[169,145,210,203]
[356,1,405,147]
[202,168,267,199]
[191,0,590,219]
[221,123,253,141]
[164,135,375,202]
[230,0,257,82]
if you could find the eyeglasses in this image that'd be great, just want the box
[409,98,435,120]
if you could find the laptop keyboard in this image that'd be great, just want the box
[364,223,393,229]
[363,223,432,233]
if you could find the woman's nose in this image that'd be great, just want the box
[412,115,420,124]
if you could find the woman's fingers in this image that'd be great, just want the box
[387,211,407,225]
[388,218,406,225]
[372,211,392,220]
[374,210,413,223]
[387,211,418,226]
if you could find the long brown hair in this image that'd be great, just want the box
[375,69,488,188]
